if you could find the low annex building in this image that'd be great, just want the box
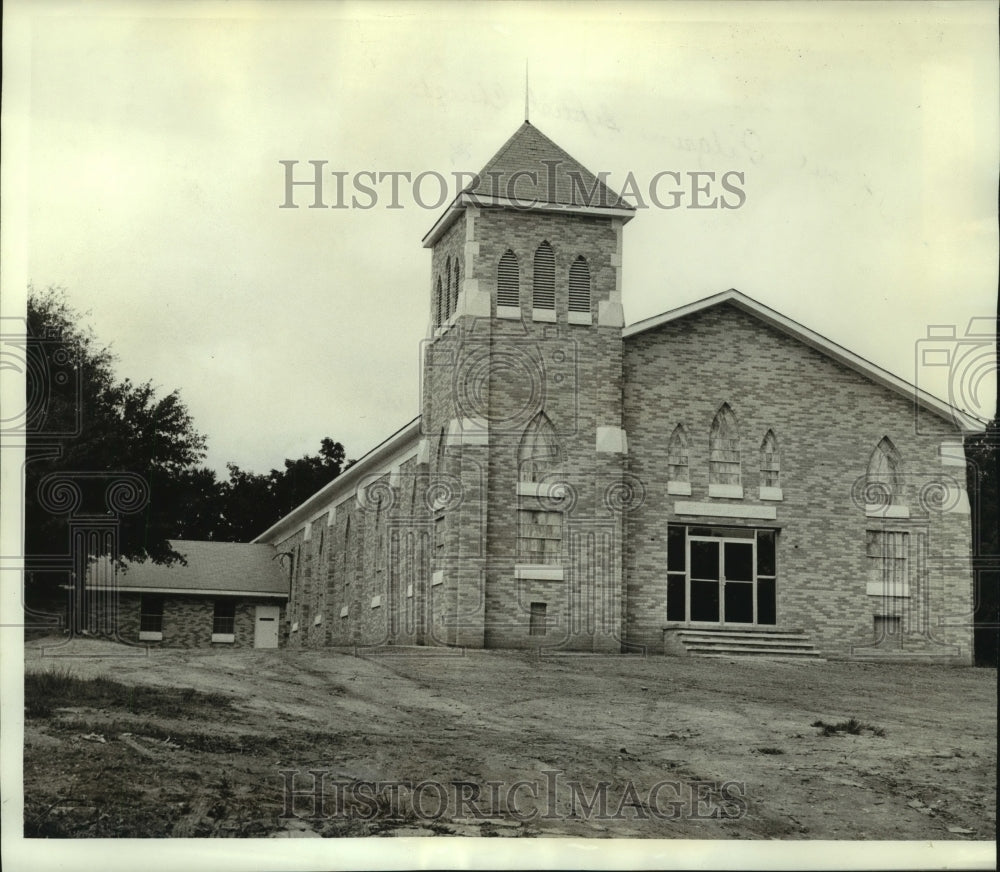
[249,120,981,662]
[86,540,288,649]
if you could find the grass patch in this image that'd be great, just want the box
[25,667,233,719]
[46,717,281,755]
[812,717,886,738]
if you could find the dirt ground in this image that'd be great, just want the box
[21,636,997,840]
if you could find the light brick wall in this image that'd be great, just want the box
[277,456,435,649]
[95,593,286,648]
[622,303,974,663]
[471,209,626,651]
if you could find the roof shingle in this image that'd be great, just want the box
[464,121,633,210]
[88,540,289,597]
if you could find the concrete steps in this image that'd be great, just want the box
[665,628,825,661]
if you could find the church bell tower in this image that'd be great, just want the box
[419,120,636,651]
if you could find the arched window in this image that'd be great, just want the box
[532,242,555,310]
[434,276,444,328]
[445,256,453,320]
[343,517,353,587]
[866,436,902,504]
[451,259,461,317]
[760,430,780,488]
[709,404,741,492]
[568,256,591,313]
[518,412,562,565]
[518,412,560,483]
[437,426,448,474]
[667,424,690,493]
[497,250,520,309]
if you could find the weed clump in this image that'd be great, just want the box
[811,717,886,737]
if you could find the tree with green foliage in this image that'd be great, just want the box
[24,288,351,615]
[217,437,349,541]
[24,287,212,606]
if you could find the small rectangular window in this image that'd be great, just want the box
[874,614,901,639]
[529,602,547,636]
[435,515,445,553]
[213,600,236,636]
[139,595,164,633]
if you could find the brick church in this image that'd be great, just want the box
[103,120,981,660]
[242,119,979,661]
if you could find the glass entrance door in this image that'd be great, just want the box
[687,536,758,624]
[722,540,754,624]
[689,539,721,622]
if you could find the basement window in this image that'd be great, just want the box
[529,602,547,636]
[874,614,901,642]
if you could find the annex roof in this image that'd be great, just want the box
[623,289,987,433]
[423,121,635,248]
[87,540,289,597]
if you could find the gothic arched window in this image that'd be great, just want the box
[517,412,560,483]
[866,436,902,505]
[709,404,742,494]
[517,412,562,565]
[451,259,461,317]
[667,424,690,495]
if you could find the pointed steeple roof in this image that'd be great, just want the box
[423,121,635,247]
[464,121,634,210]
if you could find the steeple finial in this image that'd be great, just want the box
[524,60,530,123]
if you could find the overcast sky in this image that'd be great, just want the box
[6,0,998,476]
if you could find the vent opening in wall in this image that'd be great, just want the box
[529,602,547,636]
[497,249,520,308]
[568,256,591,312]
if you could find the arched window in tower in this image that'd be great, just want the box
[568,256,591,314]
[532,242,555,311]
[759,429,782,500]
[709,404,742,496]
[517,412,563,566]
[444,257,453,320]
[497,249,520,310]
[434,276,444,328]
[517,412,561,483]
[451,259,461,317]
[866,436,902,506]
[436,426,448,475]
[667,424,690,495]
